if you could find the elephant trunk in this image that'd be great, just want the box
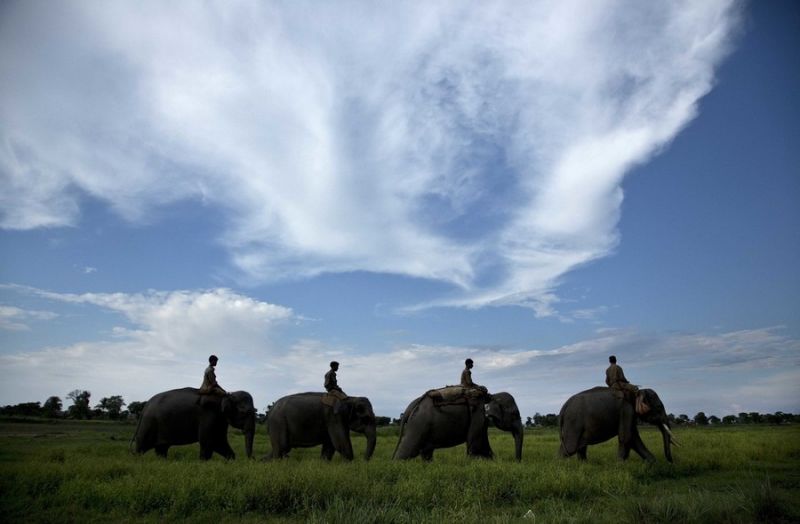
[659,422,673,463]
[243,413,256,459]
[512,421,524,462]
[363,424,377,461]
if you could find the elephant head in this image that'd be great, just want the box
[334,396,377,460]
[222,391,257,459]
[486,392,524,461]
[635,388,677,463]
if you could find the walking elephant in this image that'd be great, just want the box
[266,392,376,461]
[393,390,523,461]
[559,386,679,463]
[133,387,256,460]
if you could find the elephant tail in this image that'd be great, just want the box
[129,413,144,454]
[392,395,425,459]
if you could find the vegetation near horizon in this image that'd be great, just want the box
[3,391,797,428]
[1,418,798,523]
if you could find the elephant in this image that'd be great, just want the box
[558,386,679,463]
[393,390,523,461]
[266,392,376,461]
[133,387,256,460]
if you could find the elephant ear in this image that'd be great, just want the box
[635,392,651,416]
[221,395,233,414]
[333,400,351,416]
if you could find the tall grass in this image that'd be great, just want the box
[1,420,798,523]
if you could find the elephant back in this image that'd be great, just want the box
[141,388,205,421]
[424,386,488,407]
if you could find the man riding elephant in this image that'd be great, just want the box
[461,358,488,394]
[325,361,347,400]
[606,355,652,416]
[605,355,637,397]
[199,355,227,398]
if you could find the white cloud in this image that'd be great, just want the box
[0,286,294,408]
[0,305,58,331]
[0,2,741,312]
[1,284,797,418]
[27,286,294,357]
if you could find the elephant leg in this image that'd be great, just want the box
[559,429,580,458]
[215,440,235,460]
[135,439,152,455]
[577,446,588,460]
[617,408,635,461]
[420,445,435,462]
[393,429,424,460]
[320,436,335,461]
[199,445,214,460]
[337,440,354,461]
[199,426,215,460]
[329,424,354,460]
[630,432,655,463]
[155,444,169,458]
[268,424,289,459]
[466,405,490,457]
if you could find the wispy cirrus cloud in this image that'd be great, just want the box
[0,1,742,312]
[0,305,58,331]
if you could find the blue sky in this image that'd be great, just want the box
[1,1,798,419]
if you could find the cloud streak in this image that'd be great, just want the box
[2,285,797,418]
[0,305,58,331]
[0,1,741,311]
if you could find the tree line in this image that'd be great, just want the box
[524,410,800,427]
[0,391,145,421]
[3,394,799,428]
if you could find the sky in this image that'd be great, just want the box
[1,1,798,420]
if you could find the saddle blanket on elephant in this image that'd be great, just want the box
[321,391,348,406]
[425,386,484,407]
[610,388,650,416]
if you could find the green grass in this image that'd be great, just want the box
[1,420,798,523]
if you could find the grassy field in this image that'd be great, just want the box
[1,418,798,523]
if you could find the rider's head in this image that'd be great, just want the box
[609,355,617,364]
[465,358,474,369]
[330,361,339,370]
[209,354,219,365]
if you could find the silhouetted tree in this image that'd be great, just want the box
[708,415,720,425]
[0,402,42,416]
[43,396,62,418]
[127,401,146,419]
[694,412,709,426]
[67,390,91,419]
[722,415,737,425]
[530,413,558,427]
[96,396,125,420]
